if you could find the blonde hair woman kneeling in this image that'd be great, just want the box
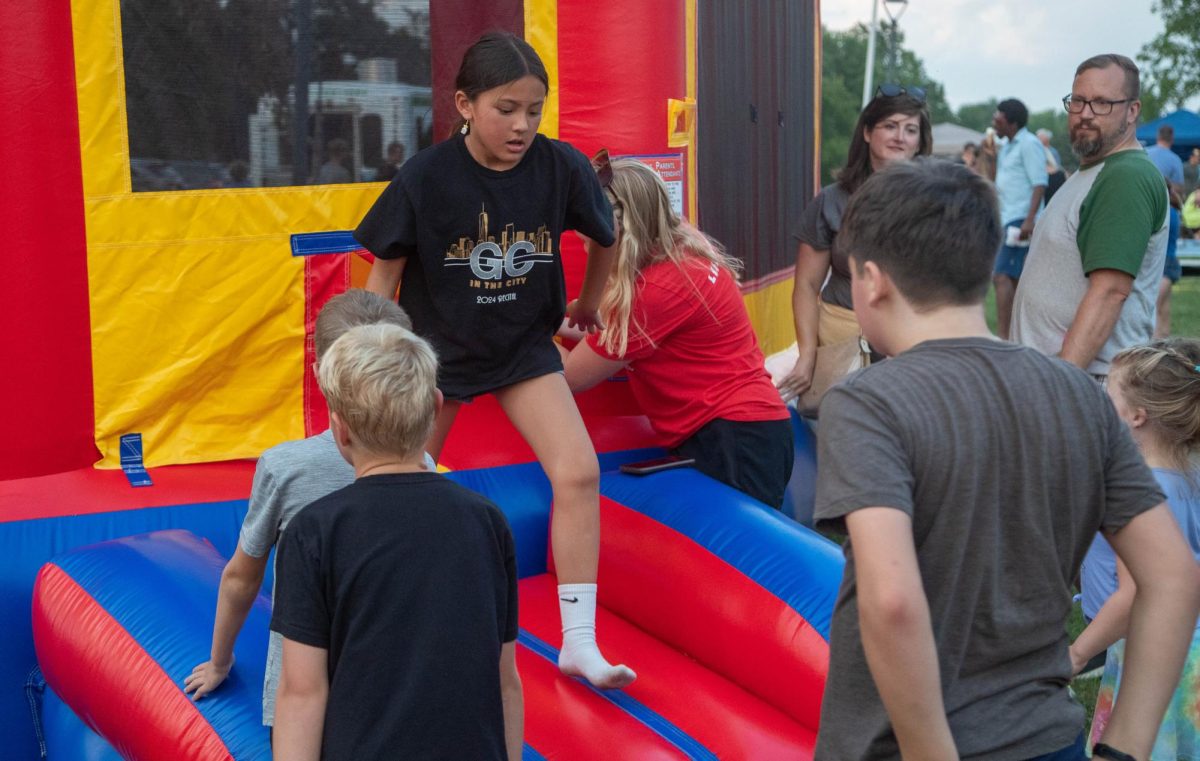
[562,158,793,508]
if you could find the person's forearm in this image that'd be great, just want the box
[1060,283,1126,369]
[364,257,405,299]
[273,691,326,761]
[1024,186,1046,227]
[792,278,821,359]
[860,594,958,759]
[1100,573,1200,758]
[210,571,261,667]
[578,239,618,309]
[502,677,524,761]
[1070,583,1134,670]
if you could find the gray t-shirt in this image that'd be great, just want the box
[814,337,1163,760]
[1012,149,1168,376]
[794,183,853,310]
[240,430,435,725]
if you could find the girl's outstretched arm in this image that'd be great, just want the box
[568,235,618,334]
[364,257,407,300]
[1069,557,1135,674]
[562,341,627,393]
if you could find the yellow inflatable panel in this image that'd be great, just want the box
[74,0,382,467]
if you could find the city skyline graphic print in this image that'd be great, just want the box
[445,204,555,297]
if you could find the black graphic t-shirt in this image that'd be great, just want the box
[354,134,615,399]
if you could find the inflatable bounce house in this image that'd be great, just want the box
[2,0,838,758]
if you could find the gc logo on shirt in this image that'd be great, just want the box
[470,240,535,279]
[443,204,555,288]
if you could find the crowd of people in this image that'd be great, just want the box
[178,36,1199,761]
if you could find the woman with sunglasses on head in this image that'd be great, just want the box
[776,85,932,403]
[561,157,793,509]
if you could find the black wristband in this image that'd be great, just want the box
[1092,743,1138,761]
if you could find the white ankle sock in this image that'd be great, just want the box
[557,583,636,690]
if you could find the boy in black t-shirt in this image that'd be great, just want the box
[271,323,522,761]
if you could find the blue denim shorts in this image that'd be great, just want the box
[995,218,1031,278]
[1165,244,1183,284]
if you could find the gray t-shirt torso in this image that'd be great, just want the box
[241,430,434,725]
[1012,149,1168,376]
[814,338,1163,760]
[794,183,853,309]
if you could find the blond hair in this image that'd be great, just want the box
[598,159,741,357]
[317,324,439,458]
[314,289,412,361]
[1110,338,1200,474]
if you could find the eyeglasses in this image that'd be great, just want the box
[1062,95,1132,115]
[875,83,926,104]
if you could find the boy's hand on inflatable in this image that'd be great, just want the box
[184,658,233,700]
[777,356,815,402]
[566,300,605,334]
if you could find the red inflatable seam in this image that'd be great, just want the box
[32,564,233,761]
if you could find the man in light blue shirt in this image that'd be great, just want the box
[991,98,1048,339]
[1145,124,1184,193]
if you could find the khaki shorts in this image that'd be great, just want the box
[817,300,861,347]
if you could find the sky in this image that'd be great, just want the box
[821,0,1167,115]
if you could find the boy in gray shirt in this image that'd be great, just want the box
[183,289,435,725]
[813,159,1200,761]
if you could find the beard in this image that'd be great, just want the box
[1070,119,1128,161]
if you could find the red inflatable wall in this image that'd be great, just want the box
[0,2,97,480]
[555,1,688,296]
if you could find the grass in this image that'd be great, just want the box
[1170,273,1200,338]
[1067,601,1101,727]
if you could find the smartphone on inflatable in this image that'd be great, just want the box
[619,456,696,476]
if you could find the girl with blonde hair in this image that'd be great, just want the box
[1071,338,1200,758]
[562,157,793,507]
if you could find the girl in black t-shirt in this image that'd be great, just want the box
[355,32,634,690]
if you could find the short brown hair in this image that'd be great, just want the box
[1075,54,1140,100]
[1158,124,1175,143]
[841,158,1000,309]
[314,289,412,361]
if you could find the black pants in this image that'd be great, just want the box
[672,417,794,509]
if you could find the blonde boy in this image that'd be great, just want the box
[185,289,435,723]
[271,324,522,761]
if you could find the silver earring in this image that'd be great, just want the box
[460,121,470,135]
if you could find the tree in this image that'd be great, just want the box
[1138,0,1200,118]
[820,24,953,183]
[120,0,431,179]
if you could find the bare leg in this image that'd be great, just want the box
[495,373,635,689]
[1155,277,1172,339]
[993,274,1017,340]
[424,399,462,462]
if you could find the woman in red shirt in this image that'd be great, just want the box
[562,158,793,508]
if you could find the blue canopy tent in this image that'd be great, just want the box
[1137,109,1200,158]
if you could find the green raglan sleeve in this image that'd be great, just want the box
[1077,153,1167,276]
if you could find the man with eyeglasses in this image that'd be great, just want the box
[1012,54,1169,383]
